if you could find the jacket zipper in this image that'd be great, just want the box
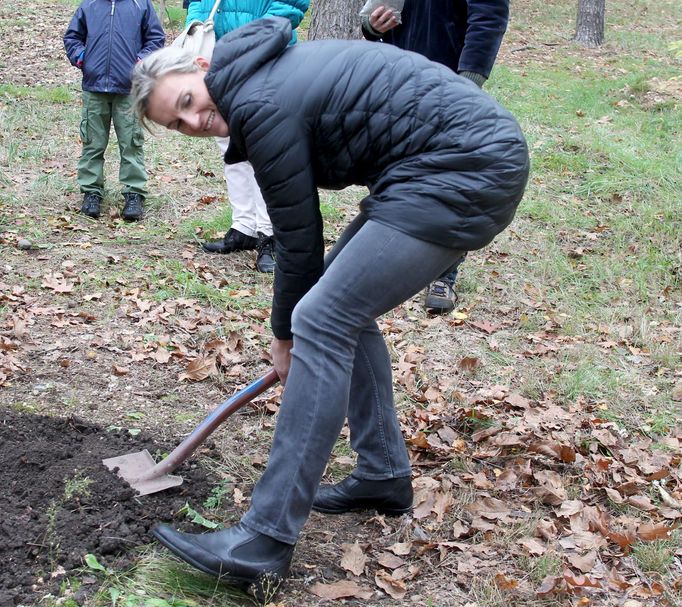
[105,0,116,92]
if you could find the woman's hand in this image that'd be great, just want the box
[369,6,400,34]
[271,338,294,386]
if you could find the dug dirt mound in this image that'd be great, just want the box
[0,408,218,607]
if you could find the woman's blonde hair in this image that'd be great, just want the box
[131,46,200,130]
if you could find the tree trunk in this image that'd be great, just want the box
[574,0,605,47]
[308,0,365,40]
[159,0,166,26]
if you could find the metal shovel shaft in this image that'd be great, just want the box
[138,369,279,482]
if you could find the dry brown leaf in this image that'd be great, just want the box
[111,365,129,376]
[458,356,480,372]
[41,273,74,293]
[626,494,656,512]
[179,355,217,381]
[563,569,601,589]
[377,552,405,569]
[375,569,407,599]
[387,541,412,556]
[566,550,597,574]
[495,572,519,590]
[536,574,564,597]
[472,471,494,489]
[637,523,672,542]
[340,542,367,576]
[308,580,373,600]
[452,520,469,538]
[519,536,547,555]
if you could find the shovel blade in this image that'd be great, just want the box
[102,450,184,496]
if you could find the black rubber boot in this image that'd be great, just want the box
[152,523,293,602]
[202,228,258,254]
[312,473,413,515]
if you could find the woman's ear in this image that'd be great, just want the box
[194,56,211,71]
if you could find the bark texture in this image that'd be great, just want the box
[575,0,605,47]
[308,0,364,40]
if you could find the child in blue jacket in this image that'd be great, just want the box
[64,0,165,221]
[185,0,308,272]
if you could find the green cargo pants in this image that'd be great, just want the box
[78,91,147,197]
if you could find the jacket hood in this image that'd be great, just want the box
[204,17,292,115]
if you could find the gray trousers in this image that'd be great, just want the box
[242,215,463,544]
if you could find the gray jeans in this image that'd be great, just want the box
[241,215,463,544]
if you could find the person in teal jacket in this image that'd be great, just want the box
[186,0,309,272]
[186,0,307,43]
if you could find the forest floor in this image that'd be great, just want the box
[0,1,680,606]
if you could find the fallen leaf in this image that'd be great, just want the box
[340,542,367,576]
[375,569,407,599]
[308,580,373,600]
[458,356,480,372]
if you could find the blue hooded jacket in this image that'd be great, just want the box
[186,0,308,44]
[64,0,165,95]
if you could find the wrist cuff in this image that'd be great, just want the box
[459,71,487,88]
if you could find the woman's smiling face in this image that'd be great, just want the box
[146,61,229,137]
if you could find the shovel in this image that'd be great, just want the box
[103,369,279,496]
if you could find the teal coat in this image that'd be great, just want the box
[186,0,308,43]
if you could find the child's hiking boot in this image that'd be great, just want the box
[122,193,144,221]
[256,232,275,273]
[202,228,258,254]
[80,193,102,218]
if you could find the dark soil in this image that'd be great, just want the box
[0,408,218,607]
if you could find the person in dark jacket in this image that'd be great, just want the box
[362,0,509,314]
[64,0,165,221]
[131,17,528,598]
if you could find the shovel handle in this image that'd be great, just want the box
[139,369,279,481]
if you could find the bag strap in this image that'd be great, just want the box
[206,0,222,23]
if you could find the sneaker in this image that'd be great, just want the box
[256,232,275,273]
[122,193,144,221]
[424,277,457,314]
[80,193,102,218]
[202,228,258,254]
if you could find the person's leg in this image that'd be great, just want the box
[113,94,147,197]
[217,137,257,237]
[242,219,462,544]
[202,137,260,253]
[77,92,111,202]
[112,94,147,220]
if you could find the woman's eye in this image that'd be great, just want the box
[183,94,192,108]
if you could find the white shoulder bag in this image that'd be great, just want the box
[172,0,222,59]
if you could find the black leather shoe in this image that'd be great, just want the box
[122,193,144,221]
[312,473,413,515]
[152,523,293,600]
[256,232,275,273]
[202,228,258,254]
[80,193,101,218]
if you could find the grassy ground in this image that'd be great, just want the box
[0,0,681,605]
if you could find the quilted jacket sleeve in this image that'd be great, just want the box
[265,0,309,30]
[63,7,86,66]
[233,102,324,340]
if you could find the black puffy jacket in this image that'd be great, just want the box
[205,17,529,340]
